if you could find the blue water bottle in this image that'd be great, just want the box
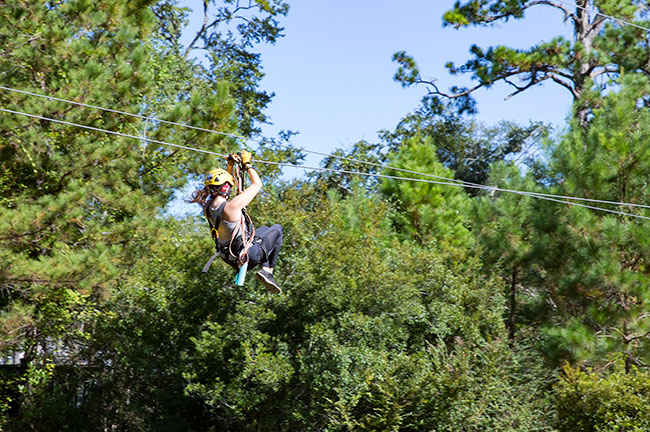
[234,261,248,286]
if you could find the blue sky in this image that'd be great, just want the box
[180,0,574,175]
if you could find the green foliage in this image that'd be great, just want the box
[305,108,542,212]
[0,366,23,428]
[323,341,554,432]
[555,358,650,432]
[395,0,650,123]
[380,135,473,250]
[246,186,527,430]
[0,0,260,428]
[185,306,295,423]
[472,75,650,370]
[553,75,650,208]
[380,106,546,189]
[0,0,170,362]
[37,183,534,431]
[539,77,650,367]
[5,1,650,430]
[307,140,386,197]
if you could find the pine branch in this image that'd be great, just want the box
[590,65,621,80]
[2,277,78,288]
[527,0,575,21]
[417,78,484,99]
[623,330,650,344]
[0,33,41,57]
[549,74,580,98]
[448,0,575,26]
[503,74,552,100]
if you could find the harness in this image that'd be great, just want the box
[201,198,264,273]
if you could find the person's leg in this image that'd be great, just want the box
[254,224,283,294]
[245,226,271,269]
[254,226,270,238]
[259,224,283,270]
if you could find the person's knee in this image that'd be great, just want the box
[255,226,269,237]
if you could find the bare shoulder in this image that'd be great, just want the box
[222,201,242,222]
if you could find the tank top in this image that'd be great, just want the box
[205,201,247,249]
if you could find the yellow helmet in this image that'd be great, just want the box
[205,168,234,187]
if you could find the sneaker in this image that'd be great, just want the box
[256,270,281,294]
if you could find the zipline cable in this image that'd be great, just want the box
[2,106,649,221]
[0,86,472,186]
[0,87,597,207]
[2,85,650,210]
[554,0,650,33]
[0,85,247,143]
[238,159,650,220]
[0,107,226,157]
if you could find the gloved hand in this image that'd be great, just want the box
[225,153,238,174]
[240,150,253,169]
[240,150,252,164]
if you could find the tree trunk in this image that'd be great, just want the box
[508,267,517,345]
[572,0,606,126]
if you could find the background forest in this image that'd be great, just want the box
[1,1,650,431]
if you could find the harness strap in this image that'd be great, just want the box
[203,199,228,273]
[202,251,220,273]
[230,208,255,266]
[202,161,256,274]
[203,198,255,272]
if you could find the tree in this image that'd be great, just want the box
[0,0,238,426]
[306,140,387,198]
[393,0,650,124]
[380,104,547,190]
[380,134,473,251]
[153,0,290,136]
[540,76,650,369]
[556,358,650,431]
[65,180,550,431]
[472,75,650,369]
[471,161,548,344]
[181,185,543,430]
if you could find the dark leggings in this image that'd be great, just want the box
[248,224,283,268]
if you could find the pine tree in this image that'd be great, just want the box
[0,0,236,421]
[380,106,546,190]
[540,75,650,368]
[474,75,650,368]
[472,161,546,344]
[394,0,650,124]
[380,134,473,251]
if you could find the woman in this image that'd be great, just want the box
[190,151,283,294]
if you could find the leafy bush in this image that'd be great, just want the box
[555,359,650,432]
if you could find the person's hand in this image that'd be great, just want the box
[240,150,252,169]
[228,153,241,163]
[240,150,252,164]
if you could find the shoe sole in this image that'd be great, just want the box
[256,273,281,294]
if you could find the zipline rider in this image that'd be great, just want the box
[191,151,283,294]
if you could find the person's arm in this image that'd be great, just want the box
[223,152,260,221]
